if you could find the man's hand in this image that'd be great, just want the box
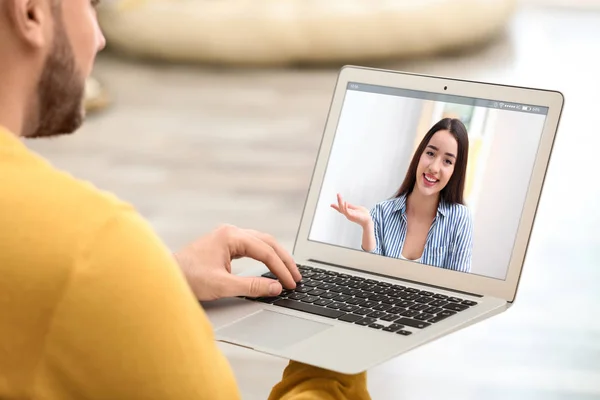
[174,224,302,301]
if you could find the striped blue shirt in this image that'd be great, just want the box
[367,194,474,272]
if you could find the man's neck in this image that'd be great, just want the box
[0,77,28,137]
[406,189,439,219]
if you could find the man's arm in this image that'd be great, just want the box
[32,207,241,399]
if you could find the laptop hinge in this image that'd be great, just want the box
[305,259,483,298]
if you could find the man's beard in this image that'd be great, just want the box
[26,12,86,139]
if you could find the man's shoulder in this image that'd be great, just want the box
[1,152,135,251]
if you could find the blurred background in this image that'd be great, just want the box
[27,0,600,398]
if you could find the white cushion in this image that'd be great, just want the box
[97,0,517,65]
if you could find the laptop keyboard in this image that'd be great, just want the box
[245,264,478,336]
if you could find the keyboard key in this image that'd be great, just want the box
[340,304,359,313]
[362,300,379,308]
[356,317,377,326]
[367,310,387,319]
[340,287,362,296]
[346,297,365,306]
[373,303,392,311]
[428,314,451,323]
[308,289,325,296]
[338,314,363,323]
[378,282,392,287]
[351,276,365,281]
[358,283,376,290]
[347,282,362,289]
[368,294,388,302]
[396,300,414,308]
[355,291,371,299]
[353,307,373,315]
[448,297,463,303]
[314,298,333,307]
[329,286,344,293]
[404,294,419,301]
[375,286,393,294]
[301,295,319,303]
[333,294,351,302]
[327,302,345,309]
[273,299,344,319]
[415,296,434,304]
[401,310,420,318]
[392,285,406,290]
[420,291,434,296]
[409,304,429,311]
[368,324,384,330]
[389,306,406,314]
[405,288,420,293]
[289,293,306,300]
[443,303,469,312]
[430,300,448,307]
[397,330,412,336]
[257,297,278,303]
[462,300,478,306]
[424,306,443,314]
[381,314,399,322]
[438,310,457,317]
[262,272,277,279]
[414,313,434,321]
[365,279,379,285]
[383,323,404,332]
[305,280,321,287]
[387,290,403,298]
[321,292,337,299]
[394,317,431,329]
[381,297,398,305]
[318,283,336,290]
[433,294,448,299]
[296,286,313,293]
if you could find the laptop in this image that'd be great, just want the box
[202,65,564,374]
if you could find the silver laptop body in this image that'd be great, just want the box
[203,66,564,374]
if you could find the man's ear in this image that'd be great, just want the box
[4,0,51,49]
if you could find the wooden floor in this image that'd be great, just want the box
[26,4,600,399]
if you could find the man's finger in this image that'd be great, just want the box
[245,229,302,283]
[221,274,283,299]
[229,230,297,289]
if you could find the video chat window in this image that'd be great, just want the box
[308,83,548,281]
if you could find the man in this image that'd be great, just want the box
[0,0,371,398]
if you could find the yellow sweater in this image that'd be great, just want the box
[0,127,370,400]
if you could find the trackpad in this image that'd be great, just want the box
[216,309,333,350]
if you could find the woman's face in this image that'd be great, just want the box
[415,129,458,197]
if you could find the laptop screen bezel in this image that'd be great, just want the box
[292,66,564,303]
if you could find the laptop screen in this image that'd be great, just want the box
[308,82,549,281]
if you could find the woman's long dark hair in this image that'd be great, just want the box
[394,118,469,204]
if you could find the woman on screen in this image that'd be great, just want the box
[331,118,474,273]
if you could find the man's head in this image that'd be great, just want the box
[0,0,105,138]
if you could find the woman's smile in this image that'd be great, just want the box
[423,173,439,187]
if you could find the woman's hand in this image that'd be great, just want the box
[330,193,372,228]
